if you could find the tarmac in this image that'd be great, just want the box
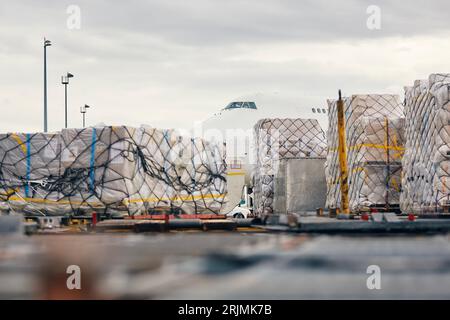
[1,230,450,299]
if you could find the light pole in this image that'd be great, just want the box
[80,104,90,128]
[43,38,52,133]
[61,72,74,128]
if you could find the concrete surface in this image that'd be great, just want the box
[1,232,450,299]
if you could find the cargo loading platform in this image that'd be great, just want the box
[263,212,450,234]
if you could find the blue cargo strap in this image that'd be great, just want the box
[25,134,31,197]
[89,128,97,193]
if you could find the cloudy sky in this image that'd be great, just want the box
[1,0,450,133]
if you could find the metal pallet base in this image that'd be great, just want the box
[94,218,241,233]
[261,214,450,234]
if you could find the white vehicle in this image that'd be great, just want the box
[226,205,252,219]
[200,93,328,215]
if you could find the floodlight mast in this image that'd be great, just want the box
[43,38,52,132]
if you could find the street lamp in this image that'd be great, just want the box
[61,72,74,128]
[43,38,52,132]
[80,104,90,128]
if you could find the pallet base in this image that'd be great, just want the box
[94,218,239,233]
[262,215,450,234]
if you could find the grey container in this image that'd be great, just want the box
[273,158,327,214]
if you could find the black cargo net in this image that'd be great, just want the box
[253,118,327,216]
[0,126,227,216]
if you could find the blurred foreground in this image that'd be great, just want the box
[1,232,450,299]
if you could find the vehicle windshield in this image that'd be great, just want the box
[224,101,257,110]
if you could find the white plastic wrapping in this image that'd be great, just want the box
[401,73,450,214]
[253,118,327,216]
[325,94,405,212]
[0,125,227,216]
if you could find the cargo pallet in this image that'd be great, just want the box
[329,204,401,213]
[262,212,450,234]
[417,213,450,219]
[364,204,401,214]
[125,214,228,220]
[23,213,228,224]
[21,213,260,233]
[93,218,258,233]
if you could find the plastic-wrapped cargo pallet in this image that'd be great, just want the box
[253,118,327,216]
[325,95,405,212]
[401,74,450,214]
[0,125,227,216]
[0,132,61,214]
[137,126,227,215]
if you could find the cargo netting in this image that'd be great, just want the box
[401,73,450,214]
[325,94,405,212]
[253,118,327,216]
[0,125,227,216]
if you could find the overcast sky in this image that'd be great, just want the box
[1,0,450,133]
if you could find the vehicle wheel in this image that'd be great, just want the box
[234,213,245,219]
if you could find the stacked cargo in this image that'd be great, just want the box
[0,125,227,216]
[0,132,61,214]
[401,73,450,214]
[58,126,150,215]
[325,95,405,212]
[138,126,227,215]
[253,118,327,216]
